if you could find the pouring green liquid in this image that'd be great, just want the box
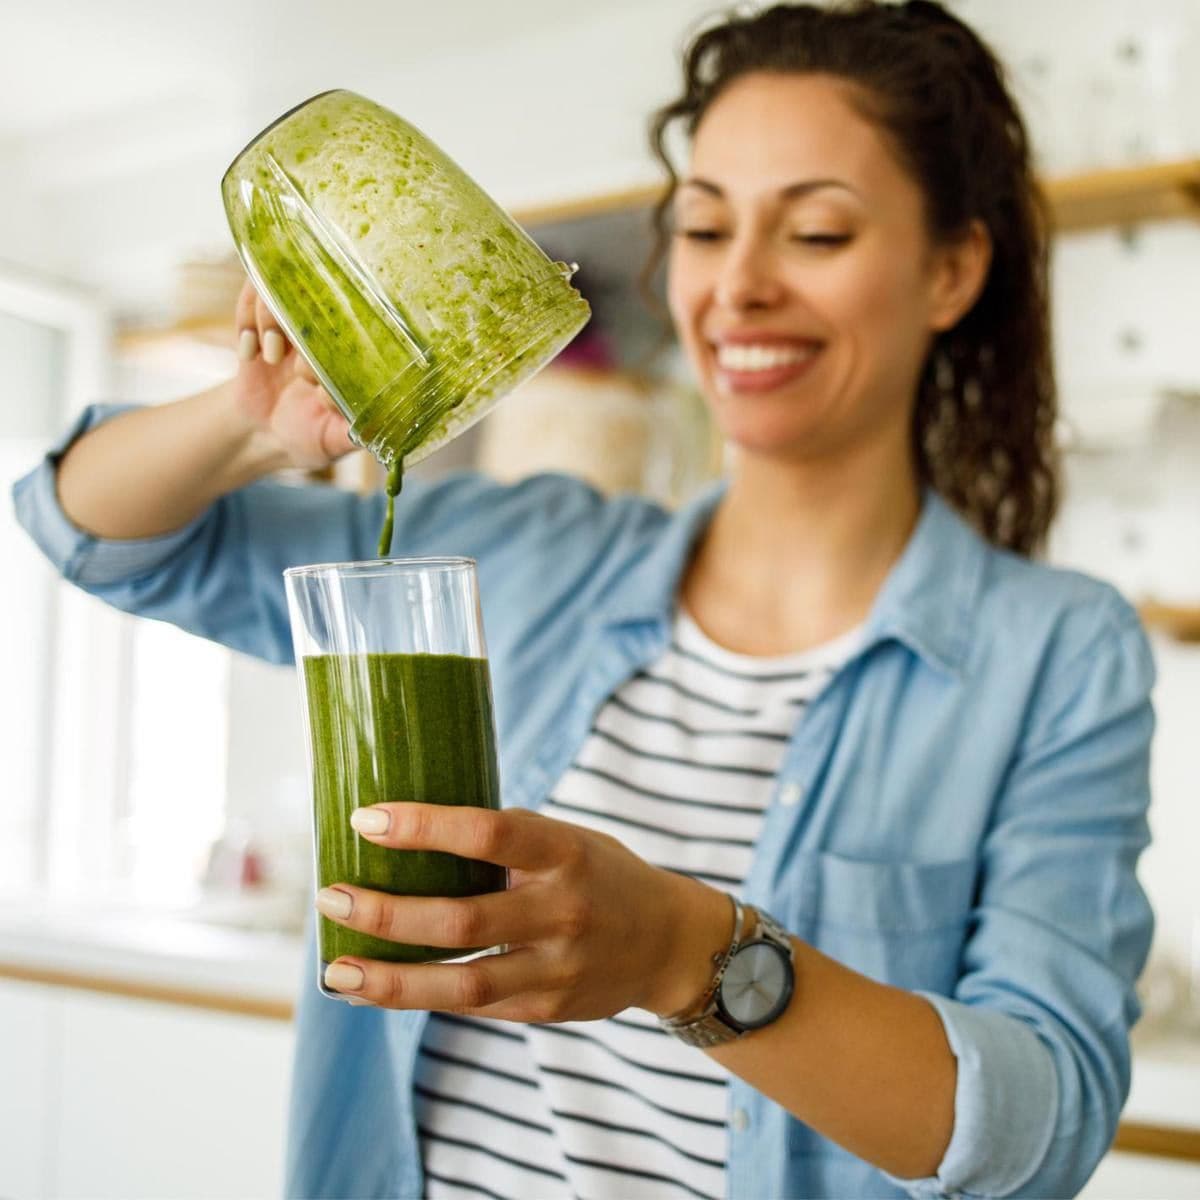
[377,459,404,558]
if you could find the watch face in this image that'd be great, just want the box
[718,940,794,1030]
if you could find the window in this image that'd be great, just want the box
[0,272,106,899]
[1,270,236,910]
[0,307,69,892]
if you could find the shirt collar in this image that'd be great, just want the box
[597,483,987,678]
[862,490,987,677]
[597,481,725,629]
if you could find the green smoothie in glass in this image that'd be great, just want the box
[305,651,506,966]
[284,559,508,992]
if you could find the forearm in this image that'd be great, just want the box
[653,876,955,1181]
[713,939,953,1178]
[56,382,289,539]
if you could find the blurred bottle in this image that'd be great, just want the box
[476,324,722,506]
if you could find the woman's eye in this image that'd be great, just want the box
[676,229,726,242]
[791,233,851,246]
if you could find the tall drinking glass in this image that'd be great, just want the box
[284,558,507,995]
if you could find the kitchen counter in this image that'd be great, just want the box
[1116,1025,1200,1159]
[0,900,304,1019]
[0,901,1197,1158]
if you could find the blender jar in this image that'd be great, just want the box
[222,90,590,470]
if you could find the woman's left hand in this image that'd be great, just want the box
[315,803,729,1021]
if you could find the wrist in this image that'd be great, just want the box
[643,873,736,1019]
[210,382,292,486]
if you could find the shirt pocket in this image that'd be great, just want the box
[784,850,978,995]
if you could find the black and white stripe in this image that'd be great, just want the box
[417,610,861,1199]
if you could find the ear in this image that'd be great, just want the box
[927,219,993,333]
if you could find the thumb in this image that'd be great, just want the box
[292,350,321,386]
[322,409,357,461]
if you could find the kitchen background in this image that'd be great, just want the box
[1,0,1199,1196]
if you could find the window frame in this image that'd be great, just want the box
[0,266,112,897]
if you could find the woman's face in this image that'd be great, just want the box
[667,71,985,467]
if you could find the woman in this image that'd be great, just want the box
[15,2,1153,1197]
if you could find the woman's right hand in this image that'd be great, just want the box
[232,279,357,470]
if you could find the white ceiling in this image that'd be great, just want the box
[5,0,1195,148]
[0,0,652,138]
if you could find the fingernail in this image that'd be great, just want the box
[262,330,285,364]
[350,807,390,835]
[315,887,353,920]
[237,329,259,361]
[324,962,365,992]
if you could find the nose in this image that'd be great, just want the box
[714,232,786,311]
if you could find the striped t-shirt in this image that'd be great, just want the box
[416,608,862,1200]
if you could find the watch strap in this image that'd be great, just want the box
[749,907,793,953]
[659,897,756,1046]
[659,903,794,1047]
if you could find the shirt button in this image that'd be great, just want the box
[730,1107,751,1133]
[778,782,803,807]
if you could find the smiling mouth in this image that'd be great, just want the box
[714,342,822,372]
[710,340,824,393]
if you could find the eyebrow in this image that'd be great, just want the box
[678,176,861,200]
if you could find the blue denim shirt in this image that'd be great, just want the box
[15,404,1155,1199]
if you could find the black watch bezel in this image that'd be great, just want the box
[715,936,795,1032]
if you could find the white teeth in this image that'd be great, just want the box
[715,343,819,372]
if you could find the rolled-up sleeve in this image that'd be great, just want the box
[891,594,1155,1198]
[12,403,210,585]
[12,402,621,667]
[11,403,380,663]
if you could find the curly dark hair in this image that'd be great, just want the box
[646,0,1058,556]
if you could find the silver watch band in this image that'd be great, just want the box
[659,1003,744,1047]
[657,895,745,1046]
[659,901,793,1047]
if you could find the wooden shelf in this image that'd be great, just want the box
[509,158,1200,237]
[1045,159,1200,234]
[116,315,235,357]
[114,158,1200,354]
[511,160,1200,237]
[1139,600,1200,643]
[511,184,663,229]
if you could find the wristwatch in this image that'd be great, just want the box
[659,896,796,1047]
